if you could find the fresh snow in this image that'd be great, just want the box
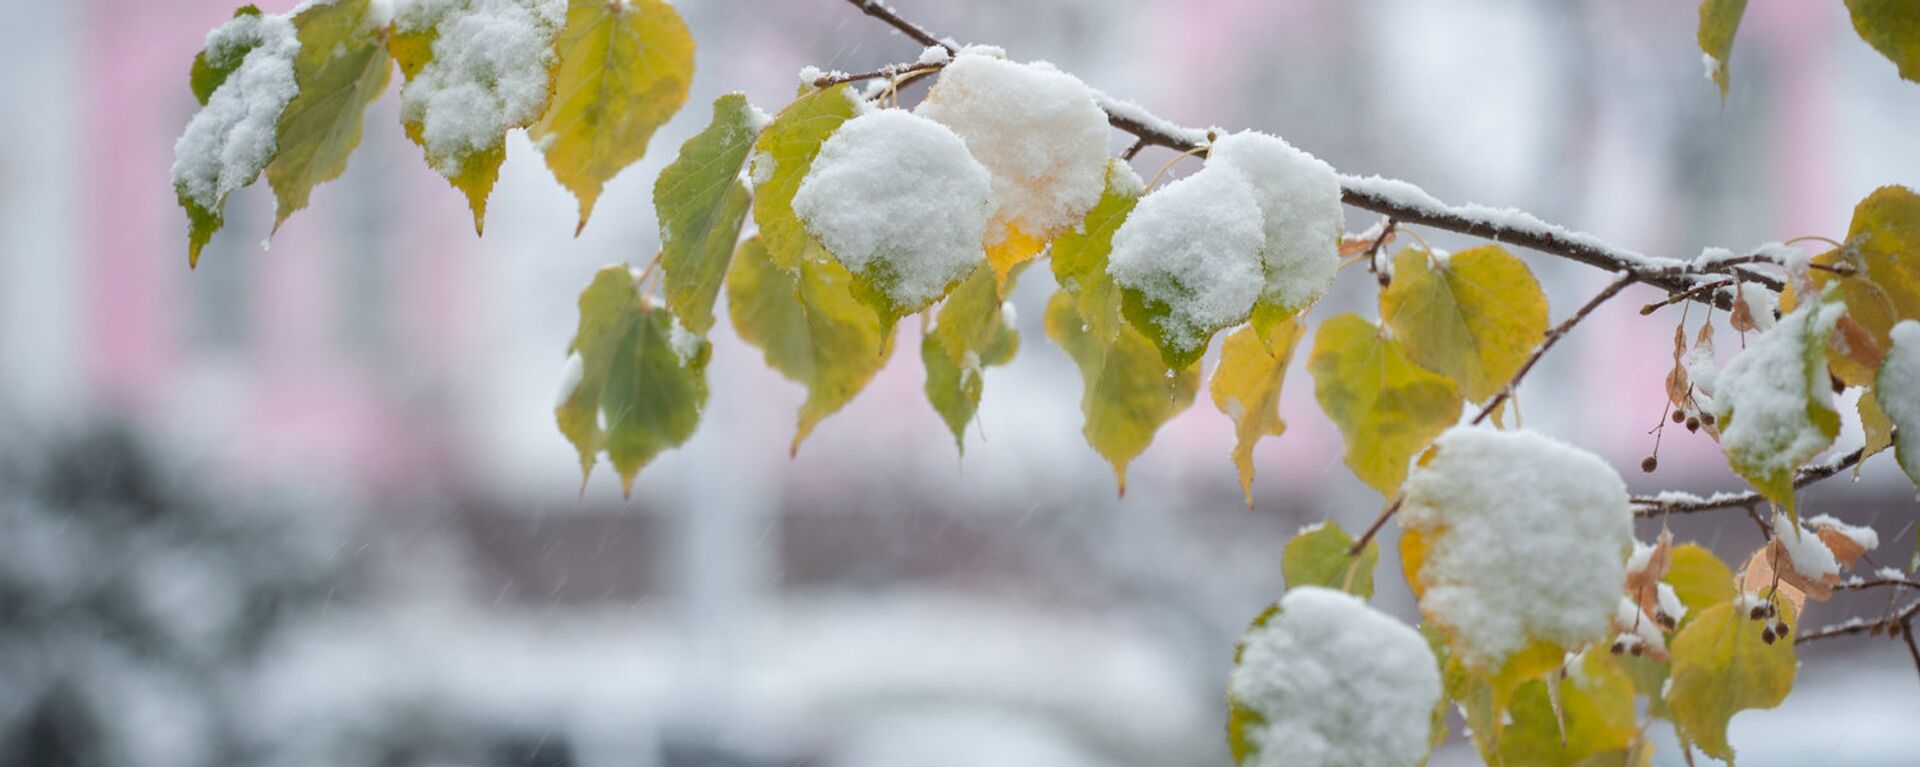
[1805,514,1880,554]
[1738,282,1778,331]
[1613,597,1665,657]
[554,352,584,407]
[917,52,1111,244]
[1656,583,1686,622]
[791,109,991,308]
[1105,166,1266,352]
[393,0,566,176]
[915,45,951,66]
[1711,300,1845,479]
[1773,514,1840,581]
[1228,587,1439,767]
[1207,131,1344,312]
[171,10,301,210]
[1401,426,1634,668]
[1880,321,1920,469]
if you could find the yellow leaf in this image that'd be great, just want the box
[1308,313,1461,496]
[1045,290,1197,494]
[532,0,695,232]
[1668,599,1797,763]
[1698,0,1749,101]
[1804,185,1920,386]
[1496,652,1639,767]
[1860,386,1895,469]
[984,224,1046,296]
[1715,298,1844,521]
[1847,0,1920,84]
[1381,245,1550,404]
[1663,543,1737,618]
[725,236,892,453]
[1211,319,1304,506]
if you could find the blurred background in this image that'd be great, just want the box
[1,0,1917,764]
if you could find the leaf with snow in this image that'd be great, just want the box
[1876,319,1920,491]
[1495,651,1638,767]
[391,0,567,234]
[1307,314,1460,497]
[1847,0,1920,84]
[1697,0,1748,101]
[1045,290,1197,495]
[532,0,695,232]
[1050,160,1142,345]
[173,6,301,266]
[556,265,709,494]
[1109,165,1267,369]
[656,93,760,334]
[726,235,892,454]
[1798,185,1920,386]
[1808,514,1878,569]
[1380,245,1549,404]
[1280,521,1378,599]
[917,52,1111,291]
[1668,598,1796,764]
[1710,297,1845,522]
[793,109,992,331]
[1400,426,1634,674]
[922,263,1020,451]
[1227,587,1440,767]
[266,0,393,231]
[750,83,862,268]
[1212,319,1303,506]
[1207,131,1345,323]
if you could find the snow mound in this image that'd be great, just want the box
[1207,131,1344,312]
[394,0,566,175]
[1106,166,1266,352]
[917,52,1110,244]
[171,10,301,210]
[792,109,991,308]
[1402,426,1633,668]
[1229,586,1439,767]
[1711,300,1845,479]
[1772,514,1839,581]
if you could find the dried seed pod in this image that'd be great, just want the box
[1685,417,1701,433]
[1641,456,1659,473]
[1672,409,1687,424]
[1761,627,1776,644]
[1700,412,1716,426]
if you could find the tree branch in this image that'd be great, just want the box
[1472,271,1636,425]
[1630,446,1867,517]
[1796,599,1920,644]
[844,0,950,50]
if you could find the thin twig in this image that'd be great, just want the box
[1796,599,1920,644]
[1349,495,1405,556]
[811,60,947,89]
[836,0,1770,311]
[1471,272,1636,425]
[1641,279,1734,315]
[1837,575,1920,591]
[1631,446,1868,516]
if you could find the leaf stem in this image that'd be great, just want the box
[1471,271,1635,426]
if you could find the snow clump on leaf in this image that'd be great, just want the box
[1206,131,1345,313]
[792,109,992,310]
[1402,426,1634,668]
[1228,586,1440,767]
[916,51,1111,244]
[1105,165,1266,353]
[171,9,301,211]
[395,0,567,174]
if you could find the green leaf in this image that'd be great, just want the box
[751,84,862,267]
[1664,543,1737,618]
[726,235,892,453]
[1050,160,1140,345]
[266,0,393,230]
[1716,298,1844,521]
[656,93,760,334]
[1045,289,1197,494]
[1120,283,1215,370]
[1307,313,1461,496]
[1212,319,1304,506]
[1698,0,1749,101]
[1847,0,1920,84]
[1496,652,1638,767]
[533,0,696,232]
[190,5,266,105]
[922,263,1021,451]
[1668,599,1797,764]
[1380,245,1549,404]
[1281,521,1377,598]
[556,265,710,495]
[1859,387,1896,469]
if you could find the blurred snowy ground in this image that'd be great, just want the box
[2,0,1919,764]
